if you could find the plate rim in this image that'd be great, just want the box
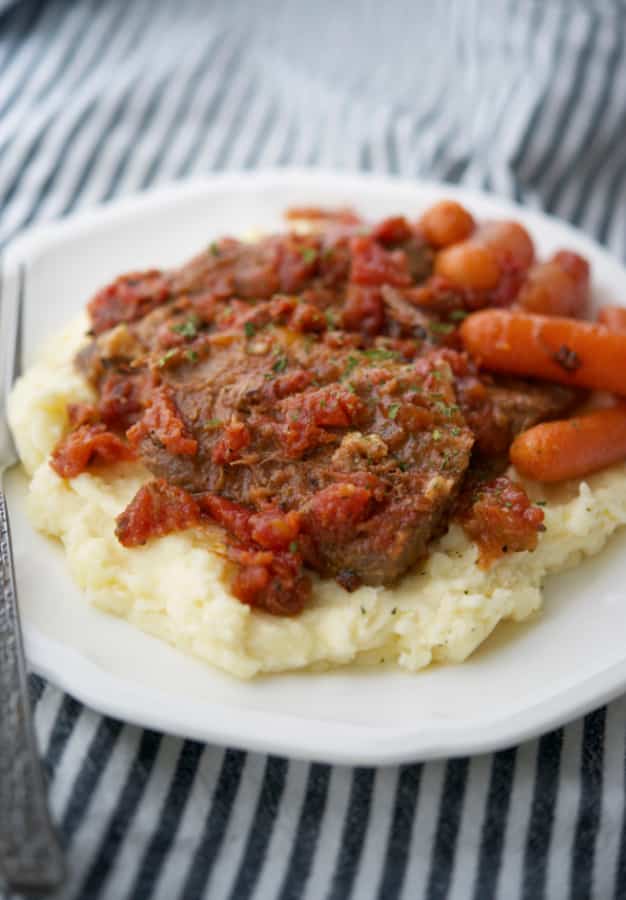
[7,167,626,765]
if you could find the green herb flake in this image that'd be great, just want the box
[450,426,461,436]
[363,348,398,362]
[289,541,299,554]
[391,607,397,615]
[185,350,199,363]
[172,317,199,338]
[244,321,256,339]
[272,356,288,373]
[433,428,442,441]
[324,309,336,329]
[430,321,456,336]
[158,349,177,367]
[449,309,469,321]
[300,246,317,264]
[209,241,220,257]
[206,418,222,428]
[342,355,360,380]
[388,403,400,420]
[536,500,547,506]
[346,382,356,394]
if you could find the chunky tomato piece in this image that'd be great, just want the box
[290,302,327,333]
[115,480,200,546]
[212,422,251,465]
[304,483,372,540]
[342,285,385,335]
[233,250,280,299]
[67,403,98,428]
[285,385,363,428]
[269,370,313,400]
[457,476,544,568]
[50,424,135,478]
[278,238,320,293]
[350,235,412,287]
[249,508,301,551]
[229,547,310,616]
[88,269,170,335]
[127,386,197,456]
[99,372,148,432]
[279,385,364,457]
[372,216,413,245]
[198,494,253,543]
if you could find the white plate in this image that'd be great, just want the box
[5,169,626,766]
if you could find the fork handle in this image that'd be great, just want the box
[0,485,65,894]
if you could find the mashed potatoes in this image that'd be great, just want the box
[9,316,626,678]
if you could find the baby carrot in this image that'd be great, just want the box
[510,405,626,481]
[460,309,626,394]
[597,305,626,331]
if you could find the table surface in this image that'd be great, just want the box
[2,1,626,898]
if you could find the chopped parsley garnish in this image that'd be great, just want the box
[185,350,198,363]
[325,309,337,329]
[449,309,468,321]
[388,403,400,419]
[272,356,288,373]
[346,382,356,394]
[435,401,459,417]
[450,426,461,436]
[289,541,299,554]
[430,321,456,335]
[396,459,408,472]
[363,348,399,362]
[157,349,177,367]
[244,321,256,338]
[536,500,547,506]
[209,241,220,257]
[433,428,442,440]
[343,355,360,379]
[172,317,199,338]
[206,418,222,428]
[300,246,317,264]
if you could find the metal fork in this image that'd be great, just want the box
[0,262,65,895]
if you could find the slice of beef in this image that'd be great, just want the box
[131,335,474,587]
[456,372,581,457]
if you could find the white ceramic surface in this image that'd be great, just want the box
[5,169,626,765]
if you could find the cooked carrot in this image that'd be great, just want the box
[460,309,626,394]
[597,305,626,331]
[434,242,500,290]
[419,200,475,248]
[510,405,626,481]
[478,221,535,271]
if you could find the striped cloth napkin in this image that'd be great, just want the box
[2,1,626,897]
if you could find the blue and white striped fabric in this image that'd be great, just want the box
[2,1,626,897]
